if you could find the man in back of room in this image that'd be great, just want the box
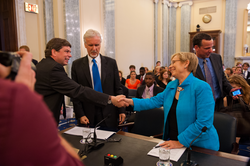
[136,72,164,99]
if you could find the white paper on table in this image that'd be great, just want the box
[147,141,186,162]
[64,126,115,140]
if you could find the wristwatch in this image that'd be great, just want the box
[108,96,112,104]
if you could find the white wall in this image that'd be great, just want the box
[115,0,154,77]
[22,0,248,72]
[24,0,45,61]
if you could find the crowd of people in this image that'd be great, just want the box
[2,31,250,165]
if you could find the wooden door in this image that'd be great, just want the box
[0,0,18,51]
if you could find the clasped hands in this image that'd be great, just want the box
[110,95,133,108]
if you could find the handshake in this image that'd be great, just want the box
[110,95,134,108]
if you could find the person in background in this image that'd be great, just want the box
[127,65,140,79]
[242,63,250,80]
[154,66,161,82]
[138,67,146,84]
[157,69,171,89]
[235,66,244,77]
[156,61,161,67]
[0,51,84,166]
[125,71,141,89]
[120,52,219,151]
[165,66,169,71]
[136,72,164,99]
[232,66,236,75]
[225,68,233,78]
[144,67,149,73]
[119,70,126,85]
[236,62,242,67]
[19,45,38,65]
[228,75,250,105]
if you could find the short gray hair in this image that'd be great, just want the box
[83,29,102,43]
[171,52,198,74]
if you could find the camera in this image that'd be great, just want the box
[0,51,36,80]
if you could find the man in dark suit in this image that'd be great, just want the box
[136,72,164,99]
[35,38,127,124]
[71,29,126,129]
[193,33,232,112]
[138,67,146,85]
[242,63,250,85]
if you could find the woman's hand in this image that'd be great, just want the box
[159,140,184,149]
[118,97,134,106]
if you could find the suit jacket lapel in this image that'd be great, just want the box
[82,55,92,87]
[100,54,107,84]
[196,65,205,81]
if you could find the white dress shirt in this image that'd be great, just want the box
[87,54,101,89]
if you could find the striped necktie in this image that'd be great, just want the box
[92,59,103,92]
[203,59,215,100]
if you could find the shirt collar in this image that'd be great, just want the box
[198,57,209,65]
[146,83,154,91]
[87,54,101,64]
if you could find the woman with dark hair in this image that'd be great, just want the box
[125,71,141,89]
[157,69,171,89]
[119,70,126,85]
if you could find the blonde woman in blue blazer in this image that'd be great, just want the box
[121,52,219,151]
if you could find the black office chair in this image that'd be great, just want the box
[128,89,137,98]
[213,112,237,153]
[119,107,164,137]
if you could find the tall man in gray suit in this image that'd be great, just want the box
[72,29,126,129]
[193,33,232,112]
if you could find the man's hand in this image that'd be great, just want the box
[15,51,36,91]
[80,116,89,125]
[111,95,129,107]
[118,97,134,106]
[119,113,126,124]
[230,87,242,100]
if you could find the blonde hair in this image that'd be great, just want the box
[171,52,198,74]
[228,75,250,104]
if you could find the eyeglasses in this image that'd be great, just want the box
[170,60,181,65]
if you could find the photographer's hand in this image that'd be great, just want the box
[15,51,36,91]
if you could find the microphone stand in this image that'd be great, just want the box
[88,114,111,151]
[181,127,207,166]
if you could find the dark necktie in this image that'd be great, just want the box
[92,59,103,92]
[203,59,215,100]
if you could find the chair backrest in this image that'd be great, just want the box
[213,112,237,153]
[128,89,137,98]
[132,107,164,137]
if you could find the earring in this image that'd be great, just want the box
[184,66,187,69]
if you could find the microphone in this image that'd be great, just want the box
[181,126,207,166]
[91,114,111,150]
